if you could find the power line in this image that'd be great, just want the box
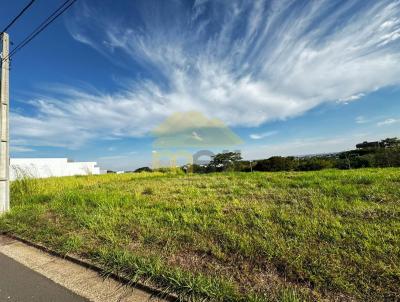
[1,0,36,34]
[4,0,77,61]
[7,0,77,59]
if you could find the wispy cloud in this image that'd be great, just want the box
[355,116,368,124]
[339,93,365,103]
[249,131,278,140]
[11,0,400,148]
[377,118,400,126]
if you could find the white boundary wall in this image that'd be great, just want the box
[10,158,101,180]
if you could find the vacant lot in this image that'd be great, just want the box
[1,169,399,301]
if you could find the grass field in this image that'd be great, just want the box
[1,169,399,301]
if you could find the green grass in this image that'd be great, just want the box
[1,169,399,301]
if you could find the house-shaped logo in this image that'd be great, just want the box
[151,111,243,169]
[152,111,243,148]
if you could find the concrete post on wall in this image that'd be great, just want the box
[0,33,10,213]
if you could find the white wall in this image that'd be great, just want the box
[10,158,101,180]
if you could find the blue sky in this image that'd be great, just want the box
[2,0,400,170]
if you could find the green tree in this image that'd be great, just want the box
[134,167,152,173]
[296,158,334,171]
[381,137,400,148]
[253,156,297,171]
[208,152,242,172]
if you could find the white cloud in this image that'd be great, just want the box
[339,93,365,103]
[249,131,278,140]
[192,131,203,141]
[355,116,368,124]
[11,0,400,148]
[377,118,400,126]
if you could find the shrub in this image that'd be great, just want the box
[296,158,334,171]
[135,167,153,173]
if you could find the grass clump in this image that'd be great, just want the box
[1,169,400,301]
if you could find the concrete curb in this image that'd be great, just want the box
[1,232,179,302]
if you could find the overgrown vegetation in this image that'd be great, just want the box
[134,137,400,174]
[1,169,399,301]
[230,137,400,172]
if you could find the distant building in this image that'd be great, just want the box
[10,158,101,180]
[100,170,115,174]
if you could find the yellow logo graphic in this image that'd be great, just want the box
[152,111,243,148]
[151,111,242,169]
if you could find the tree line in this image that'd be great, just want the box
[135,137,400,173]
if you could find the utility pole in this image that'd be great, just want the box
[0,32,10,213]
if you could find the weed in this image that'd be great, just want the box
[1,168,399,301]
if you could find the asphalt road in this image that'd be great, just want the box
[0,253,88,302]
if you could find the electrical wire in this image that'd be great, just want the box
[3,0,77,61]
[1,0,36,34]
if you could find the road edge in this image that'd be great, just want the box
[1,231,178,302]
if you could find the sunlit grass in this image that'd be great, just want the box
[1,169,399,301]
